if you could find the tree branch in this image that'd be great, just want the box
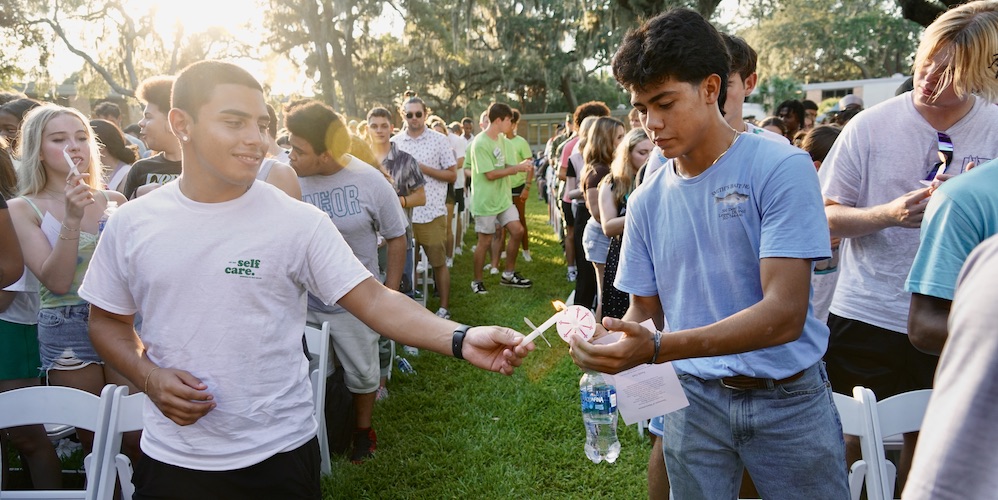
[40,18,134,96]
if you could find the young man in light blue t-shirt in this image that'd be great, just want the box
[568,9,846,498]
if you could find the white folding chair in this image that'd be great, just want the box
[416,252,433,306]
[0,384,116,500]
[833,387,884,500]
[868,389,932,499]
[94,386,146,500]
[304,321,332,475]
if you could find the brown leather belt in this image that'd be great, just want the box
[719,370,806,390]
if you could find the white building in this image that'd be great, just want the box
[802,74,911,110]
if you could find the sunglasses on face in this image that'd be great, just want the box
[921,131,954,185]
[405,111,424,119]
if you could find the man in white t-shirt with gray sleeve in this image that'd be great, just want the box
[285,99,408,464]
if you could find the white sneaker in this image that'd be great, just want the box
[500,251,507,259]
[435,307,451,320]
[522,250,532,262]
[490,267,500,275]
[446,257,453,268]
[403,345,419,357]
[454,247,463,256]
[483,263,492,272]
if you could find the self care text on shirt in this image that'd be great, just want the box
[225,259,262,279]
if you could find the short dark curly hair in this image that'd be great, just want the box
[611,8,729,110]
[572,101,610,129]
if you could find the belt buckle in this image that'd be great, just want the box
[720,377,759,391]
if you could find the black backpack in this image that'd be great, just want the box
[324,367,357,456]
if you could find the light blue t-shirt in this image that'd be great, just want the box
[906,159,998,301]
[616,133,831,380]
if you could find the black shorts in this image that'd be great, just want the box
[511,184,525,197]
[560,199,575,227]
[134,437,321,500]
[824,313,939,400]
[454,187,465,213]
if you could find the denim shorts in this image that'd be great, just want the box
[661,363,849,498]
[37,304,103,372]
[582,219,610,264]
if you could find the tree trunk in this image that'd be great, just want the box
[560,71,577,113]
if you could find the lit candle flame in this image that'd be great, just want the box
[552,300,566,311]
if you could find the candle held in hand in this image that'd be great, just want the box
[63,146,81,178]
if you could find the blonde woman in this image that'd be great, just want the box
[7,105,131,456]
[598,128,651,320]
[580,116,624,319]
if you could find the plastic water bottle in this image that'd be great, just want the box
[395,355,416,375]
[98,200,118,238]
[580,371,620,464]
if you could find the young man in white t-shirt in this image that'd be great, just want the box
[720,33,788,144]
[818,2,998,487]
[80,60,532,499]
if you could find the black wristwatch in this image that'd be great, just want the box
[452,324,471,360]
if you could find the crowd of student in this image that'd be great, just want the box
[3,1,998,498]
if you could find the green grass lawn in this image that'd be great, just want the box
[322,194,652,499]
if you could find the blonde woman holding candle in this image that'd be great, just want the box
[7,105,130,456]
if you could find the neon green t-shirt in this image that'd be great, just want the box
[470,133,513,217]
[507,135,532,188]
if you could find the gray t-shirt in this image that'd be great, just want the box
[299,155,408,314]
[903,234,998,499]
[819,94,998,333]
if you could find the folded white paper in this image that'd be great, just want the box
[596,319,689,426]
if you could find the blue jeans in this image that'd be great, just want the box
[662,363,848,499]
[37,303,102,372]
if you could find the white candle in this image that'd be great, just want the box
[63,146,80,178]
[521,311,563,345]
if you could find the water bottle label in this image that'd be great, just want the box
[580,387,617,414]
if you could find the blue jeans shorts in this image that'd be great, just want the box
[661,362,849,499]
[37,304,103,372]
[582,219,610,264]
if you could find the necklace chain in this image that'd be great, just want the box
[710,129,739,167]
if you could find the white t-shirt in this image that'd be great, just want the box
[79,181,370,470]
[448,133,468,188]
[745,122,790,144]
[819,94,998,333]
[0,268,40,325]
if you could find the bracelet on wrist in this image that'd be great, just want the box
[648,330,662,364]
[59,233,80,241]
[61,222,80,232]
[144,366,161,393]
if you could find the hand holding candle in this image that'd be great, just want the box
[63,145,81,179]
[521,301,596,346]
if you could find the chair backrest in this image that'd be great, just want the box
[875,389,931,439]
[867,388,932,499]
[303,321,331,475]
[833,388,885,500]
[94,386,147,500]
[0,384,117,500]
